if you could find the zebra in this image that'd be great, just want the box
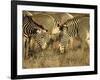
[58,14,90,51]
[23,12,48,59]
[42,13,73,53]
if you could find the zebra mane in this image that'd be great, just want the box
[24,15,48,32]
[31,17,48,31]
[60,14,89,28]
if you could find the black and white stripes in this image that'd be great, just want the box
[61,15,89,39]
[59,15,89,51]
[23,14,51,58]
[23,15,44,38]
[62,18,80,38]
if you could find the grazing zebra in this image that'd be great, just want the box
[23,13,47,59]
[59,14,90,51]
[44,13,74,53]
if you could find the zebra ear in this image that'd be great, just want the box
[63,24,67,27]
[25,11,33,16]
[37,29,42,34]
[42,30,47,33]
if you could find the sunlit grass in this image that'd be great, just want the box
[23,42,89,69]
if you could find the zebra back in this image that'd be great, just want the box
[60,14,89,38]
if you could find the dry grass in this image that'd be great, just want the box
[23,42,89,69]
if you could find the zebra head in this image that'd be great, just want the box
[23,11,33,17]
[34,29,50,50]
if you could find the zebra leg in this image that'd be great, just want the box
[68,37,74,49]
[41,42,47,50]
[24,38,30,59]
[69,36,82,50]
[59,43,65,54]
[52,41,60,52]
[85,31,90,46]
[81,31,90,52]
